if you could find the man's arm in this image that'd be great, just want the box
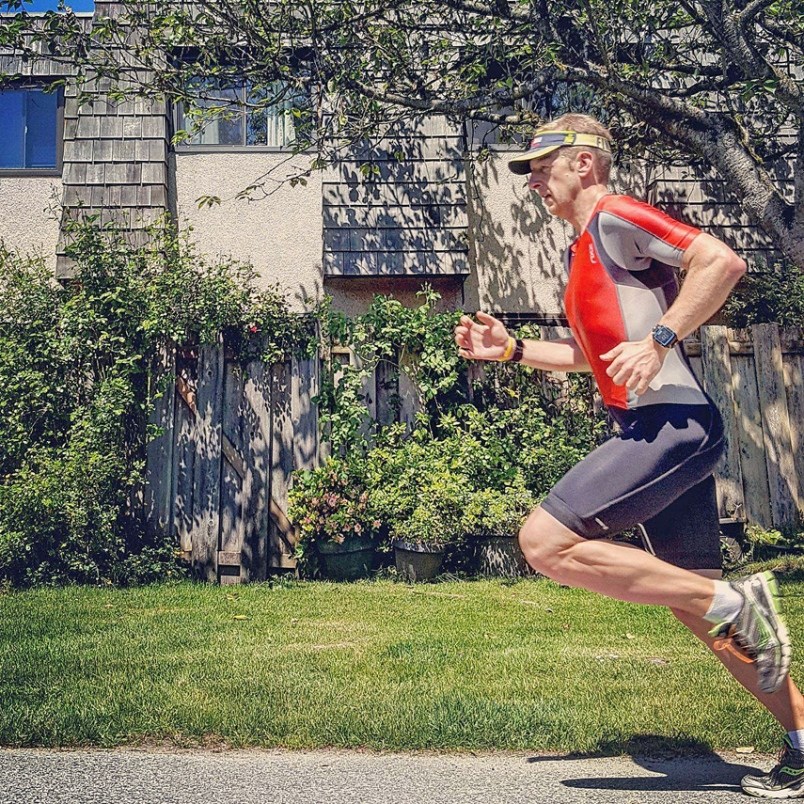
[454,311,591,372]
[600,232,747,394]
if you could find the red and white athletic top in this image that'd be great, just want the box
[563,194,707,410]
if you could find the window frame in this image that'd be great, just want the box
[0,82,65,177]
[173,78,306,153]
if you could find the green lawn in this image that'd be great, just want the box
[2,576,802,753]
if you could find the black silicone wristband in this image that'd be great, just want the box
[512,338,525,363]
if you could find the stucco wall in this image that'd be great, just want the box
[173,152,324,311]
[0,177,62,270]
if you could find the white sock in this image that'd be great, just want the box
[703,580,743,625]
[788,730,804,751]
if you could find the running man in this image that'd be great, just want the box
[454,113,801,799]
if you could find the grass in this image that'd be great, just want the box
[2,575,803,754]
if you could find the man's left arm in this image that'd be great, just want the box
[601,232,747,395]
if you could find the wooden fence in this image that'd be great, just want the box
[141,323,804,585]
[686,323,804,532]
[143,341,319,584]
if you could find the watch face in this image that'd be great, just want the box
[653,325,677,348]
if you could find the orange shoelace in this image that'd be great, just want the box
[713,629,756,665]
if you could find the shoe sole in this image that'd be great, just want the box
[748,571,792,695]
[742,782,804,799]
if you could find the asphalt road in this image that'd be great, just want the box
[0,747,775,803]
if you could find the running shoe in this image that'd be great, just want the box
[708,571,791,695]
[742,736,804,798]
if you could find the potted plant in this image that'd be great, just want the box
[288,457,379,580]
[461,478,536,578]
[385,473,469,581]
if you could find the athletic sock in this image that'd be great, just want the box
[703,580,743,626]
[787,730,804,751]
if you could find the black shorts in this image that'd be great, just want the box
[540,402,725,571]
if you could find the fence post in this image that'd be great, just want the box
[753,323,802,530]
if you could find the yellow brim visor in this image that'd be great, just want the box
[507,131,612,175]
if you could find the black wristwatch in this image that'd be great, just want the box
[652,324,678,349]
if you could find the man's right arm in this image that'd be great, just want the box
[454,311,591,372]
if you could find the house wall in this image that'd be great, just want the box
[173,151,325,312]
[0,177,61,269]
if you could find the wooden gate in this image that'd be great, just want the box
[143,340,319,583]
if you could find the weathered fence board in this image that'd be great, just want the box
[753,324,802,528]
[191,342,225,582]
[699,326,744,521]
[687,323,804,531]
[729,349,774,528]
[144,343,176,542]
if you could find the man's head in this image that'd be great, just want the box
[508,113,613,184]
[508,114,613,223]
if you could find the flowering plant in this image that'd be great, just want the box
[288,456,380,551]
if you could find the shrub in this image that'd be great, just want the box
[461,478,536,538]
[723,260,804,328]
[0,220,309,587]
[288,456,381,576]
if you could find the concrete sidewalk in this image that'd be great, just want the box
[0,747,772,803]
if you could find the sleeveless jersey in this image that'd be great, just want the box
[563,194,707,410]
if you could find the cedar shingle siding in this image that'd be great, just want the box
[322,117,469,277]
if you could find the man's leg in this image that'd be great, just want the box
[672,597,804,731]
[518,505,717,617]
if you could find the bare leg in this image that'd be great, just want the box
[672,570,804,732]
[518,505,716,618]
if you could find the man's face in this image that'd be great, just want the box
[527,150,578,219]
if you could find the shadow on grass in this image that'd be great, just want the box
[526,735,763,794]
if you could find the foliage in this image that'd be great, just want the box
[315,287,464,453]
[461,478,536,539]
[723,261,804,328]
[288,456,381,576]
[0,221,307,587]
[295,312,606,570]
[2,1,802,266]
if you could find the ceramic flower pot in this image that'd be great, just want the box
[472,534,534,578]
[392,540,446,582]
[317,538,375,581]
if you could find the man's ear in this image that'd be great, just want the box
[575,150,595,177]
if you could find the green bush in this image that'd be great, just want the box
[288,455,381,577]
[0,221,309,588]
[461,478,536,539]
[723,260,804,327]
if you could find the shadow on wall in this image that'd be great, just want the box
[465,153,572,316]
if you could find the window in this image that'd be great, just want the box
[0,86,63,171]
[177,79,304,149]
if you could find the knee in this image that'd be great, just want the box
[518,507,565,575]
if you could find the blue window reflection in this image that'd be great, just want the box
[0,88,61,169]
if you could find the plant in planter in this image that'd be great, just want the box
[461,477,536,578]
[383,473,470,582]
[288,456,380,580]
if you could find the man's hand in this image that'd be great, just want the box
[600,336,669,395]
[454,311,511,361]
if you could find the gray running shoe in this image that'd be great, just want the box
[708,570,791,695]
[742,736,804,798]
